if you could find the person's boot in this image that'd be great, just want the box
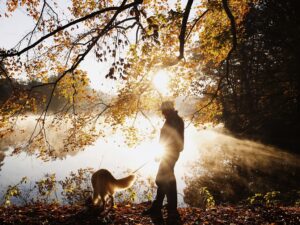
[166,209,181,225]
[143,187,164,219]
[142,205,162,216]
[142,204,163,222]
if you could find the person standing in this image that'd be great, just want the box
[143,101,184,223]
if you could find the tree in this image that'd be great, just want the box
[183,0,300,205]
[215,0,300,152]
[0,0,267,158]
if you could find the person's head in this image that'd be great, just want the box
[160,101,175,117]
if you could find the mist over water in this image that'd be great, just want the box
[184,127,300,204]
[194,126,300,170]
[0,116,90,159]
[0,116,299,204]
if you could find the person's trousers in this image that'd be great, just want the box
[152,151,179,211]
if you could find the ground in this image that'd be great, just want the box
[0,202,299,224]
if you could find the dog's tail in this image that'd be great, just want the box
[114,174,136,190]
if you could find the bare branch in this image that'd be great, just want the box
[185,9,209,42]
[27,1,46,48]
[178,0,194,59]
[222,0,237,58]
[44,0,59,22]
[221,0,238,108]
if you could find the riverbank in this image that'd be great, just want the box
[0,202,299,224]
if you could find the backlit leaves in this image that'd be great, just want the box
[0,0,256,157]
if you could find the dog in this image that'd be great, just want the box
[89,169,135,211]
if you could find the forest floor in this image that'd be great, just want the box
[0,202,299,225]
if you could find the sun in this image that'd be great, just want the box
[152,70,171,96]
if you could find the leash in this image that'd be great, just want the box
[132,160,152,174]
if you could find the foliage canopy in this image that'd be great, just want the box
[1,0,299,157]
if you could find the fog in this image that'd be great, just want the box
[1,116,299,204]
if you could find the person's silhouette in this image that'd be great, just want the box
[143,101,184,223]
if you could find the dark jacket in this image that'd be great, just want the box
[159,110,184,153]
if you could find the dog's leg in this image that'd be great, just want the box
[108,194,114,210]
[92,191,99,206]
[99,194,106,213]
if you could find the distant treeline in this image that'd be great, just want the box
[218,0,300,152]
[0,77,107,114]
[0,77,69,113]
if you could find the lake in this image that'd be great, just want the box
[1,118,299,206]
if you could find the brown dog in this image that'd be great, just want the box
[90,169,135,210]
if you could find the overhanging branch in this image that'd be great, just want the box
[222,0,237,58]
[185,9,209,42]
[0,0,142,58]
[178,0,194,60]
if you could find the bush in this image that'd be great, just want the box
[247,190,300,206]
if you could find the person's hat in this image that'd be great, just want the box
[160,101,175,111]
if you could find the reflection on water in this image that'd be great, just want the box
[1,118,299,205]
[0,119,201,204]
